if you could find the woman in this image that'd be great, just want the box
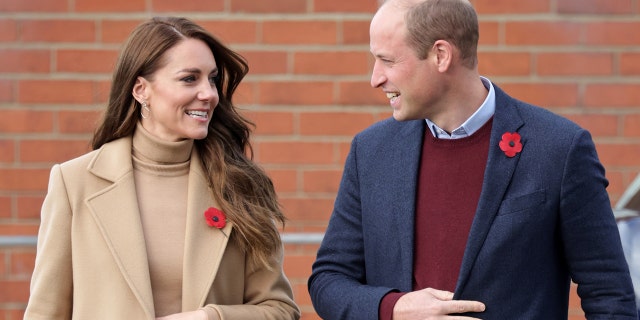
[24,17,300,320]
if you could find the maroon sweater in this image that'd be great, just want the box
[379,119,492,319]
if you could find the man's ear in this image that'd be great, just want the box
[132,76,149,103]
[432,40,453,73]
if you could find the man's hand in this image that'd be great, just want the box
[393,287,485,319]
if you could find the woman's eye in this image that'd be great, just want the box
[181,75,196,83]
[209,74,219,85]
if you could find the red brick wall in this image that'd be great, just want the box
[1,0,639,319]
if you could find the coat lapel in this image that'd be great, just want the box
[455,86,525,295]
[84,137,155,319]
[181,150,233,310]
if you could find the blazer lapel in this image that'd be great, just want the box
[388,120,425,291]
[84,137,155,318]
[182,149,233,310]
[455,86,525,295]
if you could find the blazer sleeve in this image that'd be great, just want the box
[202,246,300,320]
[24,164,74,320]
[559,129,637,318]
[308,136,397,320]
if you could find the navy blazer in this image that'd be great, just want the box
[308,85,637,319]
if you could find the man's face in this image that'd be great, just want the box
[369,2,444,121]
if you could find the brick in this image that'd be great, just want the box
[478,52,531,76]
[17,196,44,219]
[240,51,288,75]
[622,114,640,137]
[338,81,389,105]
[0,140,14,163]
[0,0,66,12]
[0,280,30,303]
[59,110,101,134]
[300,311,322,320]
[584,83,640,108]
[94,80,111,103]
[197,21,258,44]
[498,83,579,108]
[585,22,640,46]
[101,20,143,43]
[21,20,96,43]
[300,112,375,136]
[294,52,370,75]
[265,169,298,193]
[343,20,370,45]
[0,19,18,42]
[18,80,93,104]
[279,197,334,222]
[258,81,334,105]
[20,140,91,163]
[234,82,256,105]
[563,114,618,137]
[606,170,626,201]
[231,0,306,13]
[0,197,10,219]
[283,254,314,278]
[0,169,50,192]
[619,53,640,75]
[597,143,640,167]
[256,142,335,165]
[8,309,27,320]
[56,49,118,73]
[505,22,581,46]
[474,0,550,13]
[558,0,633,14]
[303,170,343,193]
[0,80,14,102]
[0,252,6,276]
[536,52,613,76]
[478,21,500,46]
[244,111,294,135]
[313,0,377,13]
[75,0,145,12]
[0,110,54,134]
[263,21,337,45]
[10,251,36,276]
[0,49,50,73]
[291,282,312,306]
[0,224,39,235]
[153,0,223,12]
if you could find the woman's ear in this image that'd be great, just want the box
[132,76,149,103]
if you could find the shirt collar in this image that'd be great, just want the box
[425,76,495,139]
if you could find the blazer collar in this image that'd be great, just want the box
[85,137,233,315]
[455,84,525,295]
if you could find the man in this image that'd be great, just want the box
[308,0,638,319]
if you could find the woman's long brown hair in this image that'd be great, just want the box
[92,16,285,269]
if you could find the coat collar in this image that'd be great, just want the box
[84,136,232,316]
[454,84,525,295]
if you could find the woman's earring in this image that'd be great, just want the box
[141,101,151,119]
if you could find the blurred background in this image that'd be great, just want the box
[1,0,639,319]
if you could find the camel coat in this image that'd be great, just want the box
[24,136,300,320]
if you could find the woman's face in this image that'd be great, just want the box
[134,38,220,142]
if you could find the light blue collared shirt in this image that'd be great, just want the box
[425,76,495,139]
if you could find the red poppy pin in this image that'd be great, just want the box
[499,132,523,158]
[204,207,226,229]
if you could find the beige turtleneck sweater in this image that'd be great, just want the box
[132,123,193,317]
